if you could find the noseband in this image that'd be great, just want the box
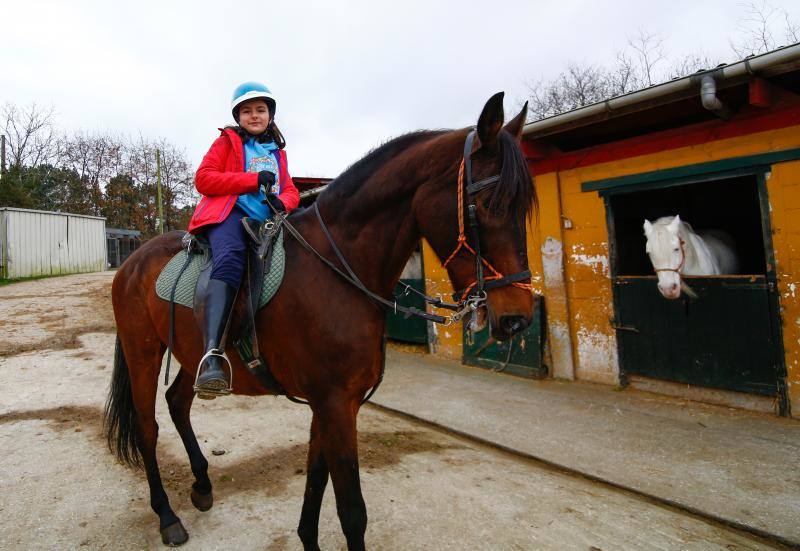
[443,130,532,302]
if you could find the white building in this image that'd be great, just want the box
[0,208,107,279]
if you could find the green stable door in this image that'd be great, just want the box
[614,276,781,395]
[385,249,428,344]
[593,165,787,409]
[462,295,546,378]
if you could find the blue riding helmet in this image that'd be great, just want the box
[231,82,276,121]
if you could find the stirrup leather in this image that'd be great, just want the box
[193,348,233,397]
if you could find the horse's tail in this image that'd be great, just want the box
[103,335,142,468]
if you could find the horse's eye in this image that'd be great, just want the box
[673,248,679,253]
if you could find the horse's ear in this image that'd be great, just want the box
[668,215,681,232]
[643,219,653,237]
[477,92,505,149]
[503,101,528,140]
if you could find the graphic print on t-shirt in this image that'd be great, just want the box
[248,154,280,194]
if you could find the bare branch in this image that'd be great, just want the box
[730,1,789,57]
[627,28,667,87]
[1,102,58,169]
[667,52,717,80]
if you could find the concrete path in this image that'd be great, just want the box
[373,348,800,547]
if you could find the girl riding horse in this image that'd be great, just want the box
[188,82,300,397]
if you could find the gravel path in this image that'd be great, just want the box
[0,272,781,550]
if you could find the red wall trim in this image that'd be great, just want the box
[523,102,800,176]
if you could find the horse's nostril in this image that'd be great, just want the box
[500,315,528,335]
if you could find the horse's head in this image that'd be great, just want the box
[644,215,684,299]
[416,93,537,341]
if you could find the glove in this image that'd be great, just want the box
[264,193,286,213]
[257,170,276,193]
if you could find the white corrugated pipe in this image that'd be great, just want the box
[700,74,732,119]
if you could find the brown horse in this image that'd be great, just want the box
[104,93,537,549]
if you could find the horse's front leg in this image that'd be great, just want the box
[166,369,213,512]
[297,414,330,551]
[315,397,367,551]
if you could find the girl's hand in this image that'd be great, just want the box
[258,170,277,192]
[263,193,286,213]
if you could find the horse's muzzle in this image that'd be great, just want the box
[492,314,530,341]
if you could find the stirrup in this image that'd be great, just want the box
[194,349,233,399]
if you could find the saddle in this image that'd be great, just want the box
[155,217,287,394]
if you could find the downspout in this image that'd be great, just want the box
[540,172,576,381]
[524,43,800,138]
[699,74,732,120]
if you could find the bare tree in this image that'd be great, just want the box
[666,52,718,81]
[151,138,196,230]
[521,1,798,122]
[58,131,125,216]
[731,1,800,57]
[784,10,800,43]
[525,63,618,120]
[1,102,59,170]
[628,28,667,87]
[607,50,644,96]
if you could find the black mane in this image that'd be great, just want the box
[489,130,538,224]
[319,130,446,200]
[318,127,537,224]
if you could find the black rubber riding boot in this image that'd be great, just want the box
[195,279,238,399]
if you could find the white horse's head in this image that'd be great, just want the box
[644,215,684,299]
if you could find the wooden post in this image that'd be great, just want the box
[156,149,164,234]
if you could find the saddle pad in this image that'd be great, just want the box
[155,230,285,309]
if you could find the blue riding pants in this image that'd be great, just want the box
[206,206,247,289]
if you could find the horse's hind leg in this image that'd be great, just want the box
[166,369,213,511]
[297,415,330,551]
[125,339,189,546]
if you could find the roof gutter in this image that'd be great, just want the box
[522,42,800,138]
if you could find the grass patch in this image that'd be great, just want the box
[0,273,74,287]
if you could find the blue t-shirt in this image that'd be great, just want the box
[236,138,280,222]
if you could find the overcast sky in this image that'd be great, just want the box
[1,0,798,178]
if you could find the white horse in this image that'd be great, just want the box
[643,215,739,299]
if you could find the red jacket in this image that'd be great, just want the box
[188,127,300,233]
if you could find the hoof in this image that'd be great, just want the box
[191,489,214,512]
[160,521,189,547]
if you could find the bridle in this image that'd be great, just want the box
[442,130,533,304]
[653,238,687,275]
[275,128,532,327]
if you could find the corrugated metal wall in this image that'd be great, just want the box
[0,208,107,279]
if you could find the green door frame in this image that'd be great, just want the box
[583,151,794,415]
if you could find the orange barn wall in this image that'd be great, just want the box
[763,160,800,413]
[421,124,800,416]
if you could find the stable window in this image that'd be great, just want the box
[610,174,766,276]
[583,161,788,412]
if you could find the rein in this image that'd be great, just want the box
[272,129,531,327]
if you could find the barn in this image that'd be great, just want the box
[419,43,800,418]
[105,227,142,269]
[0,208,107,279]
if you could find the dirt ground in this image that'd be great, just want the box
[0,272,785,550]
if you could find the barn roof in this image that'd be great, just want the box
[522,43,800,151]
